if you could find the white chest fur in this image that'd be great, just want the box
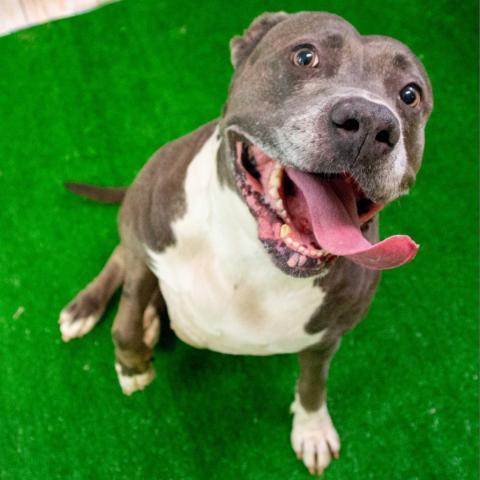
[145,130,326,355]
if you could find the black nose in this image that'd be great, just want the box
[329,97,400,159]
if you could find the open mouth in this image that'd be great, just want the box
[234,138,419,275]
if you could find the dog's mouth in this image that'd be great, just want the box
[234,139,419,275]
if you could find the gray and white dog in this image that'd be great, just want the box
[59,12,433,475]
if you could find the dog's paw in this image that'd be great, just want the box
[115,362,156,396]
[290,397,340,476]
[142,304,160,349]
[59,294,104,342]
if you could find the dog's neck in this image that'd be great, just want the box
[188,127,325,287]
[186,128,263,265]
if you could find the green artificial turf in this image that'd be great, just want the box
[0,1,477,479]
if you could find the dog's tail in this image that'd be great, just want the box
[65,182,127,204]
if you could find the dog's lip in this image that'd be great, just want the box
[233,139,333,270]
[230,128,419,272]
[232,136,409,272]
[225,125,294,169]
[226,124,381,208]
[231,132,383,226]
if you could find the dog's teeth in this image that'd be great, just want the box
[269,165,283,199]
[298,255,308,267]
[267,165,291,222]
[287,253,299,268]
[269,187,279,199]
[280,224,291,239]
[269,167,281,187]
[298,246,307,254]
[276,205,289,222]
[274,223,282,237]
[285,237,293,245]
[292,241,300,248]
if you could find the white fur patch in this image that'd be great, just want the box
[115,363,156,396]
[142,304,161,349]
[145,129,326,355]
[59,310,99,342]
[290,394,340,475]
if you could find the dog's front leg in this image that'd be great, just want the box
[291,338,341,475]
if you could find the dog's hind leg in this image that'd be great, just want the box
[142,288,164,350]
[59,245,125,342]
[111,250,158,395]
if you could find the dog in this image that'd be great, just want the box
[59,11,433,475]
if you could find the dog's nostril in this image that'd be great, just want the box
[335,118,360,132]
[342,119,360,131]
[375,129,391,145]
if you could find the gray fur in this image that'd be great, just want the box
[59,11,433,475]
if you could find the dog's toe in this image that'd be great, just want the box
[142,304,160,349]
[291,399,340,476]
[59,292,105,341]
[59,310,99,342]
[115,362,156,395]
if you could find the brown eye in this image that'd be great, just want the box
[291,47,319,67]
[399,84,421,107]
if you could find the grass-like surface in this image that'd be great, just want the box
[0,1,477,478]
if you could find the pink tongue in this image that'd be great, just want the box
[286,169,418,270]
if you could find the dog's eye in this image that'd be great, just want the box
[291,47,319,67]
[399,84,421,107]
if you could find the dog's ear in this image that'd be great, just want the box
[230,12,289,69]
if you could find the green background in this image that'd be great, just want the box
[0,0,477,479]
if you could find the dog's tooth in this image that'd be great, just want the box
[285,237,293,245]
[292,241,300,248]
[270,166,280,184]
[269,187,278,199]
[280,224,291,239]
[298,255,308,267]
[277,206,289,222]
[269,165,283,199]
[273,223,281,237]
[287,253,299,268]
[298,246,307,254]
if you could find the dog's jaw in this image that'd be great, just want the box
[217,127,418,276]
[231,137,337,277]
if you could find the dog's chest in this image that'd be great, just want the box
[145,132,326,355]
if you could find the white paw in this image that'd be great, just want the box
[142,304,160,349]
[59,310,99,342]
[290,396,340,476]
[115,362,156,396]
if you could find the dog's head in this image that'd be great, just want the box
[219,12,433,277]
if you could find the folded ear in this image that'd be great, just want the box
[230,12,289,69]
